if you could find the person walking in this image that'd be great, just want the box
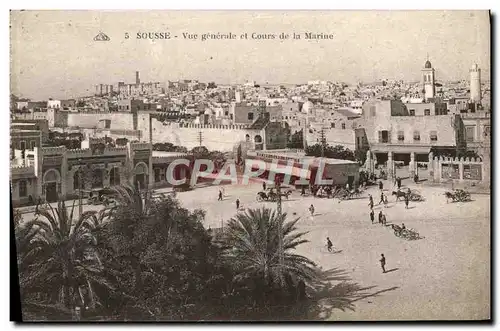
[397,177,402,190]
[370,209,375,224]
[236,198,240,210]
[382,213,387,226]
[383,195,389,208]
[378,192,385,205]
[262,182,267,191]
[301,186,306,196]
[218,189,223,201]
[309,204,315,216]
[404,193,410,209]
[326,237,333,252]
[380,254,386,273]
[368,194,374,210]
[379,180,384,190]
[378,210,383,224]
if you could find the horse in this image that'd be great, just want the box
[281,189,293,200]
[444,191,454,203]
[392,190,406,201]
[352,187,363,198]
[256,191,269,202]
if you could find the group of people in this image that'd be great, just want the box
[369,208,388,225]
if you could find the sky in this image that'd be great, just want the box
[10,10,491,100]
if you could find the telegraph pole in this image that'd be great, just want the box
[319,128,326,157]
[198,131,203,146]
[77,159,83,218]
[275,176,284,277]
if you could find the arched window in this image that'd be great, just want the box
[245,134,250,142]
[44,169,59,182]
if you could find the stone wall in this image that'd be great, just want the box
[137,113,264,152]
[67,112,135,130]
[428,154,489,184]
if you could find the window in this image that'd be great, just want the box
[430,131,438,142]
[20,140,26,150]
[110,167,120,186]
[341,123,346,130]
[409,109,415,116]
[154,168,161,182]
[248,112,254,121]
[484,126,490,138]
[413,131,420,141]
[91,169,104,188]
[424,109,431,116]
[465,126,475,143]
[30,141,36,149]
[378,130,390,143]
[73,171,81,190]
[331,122,335,128]
[19,180,27,197]
[397,131,404,141]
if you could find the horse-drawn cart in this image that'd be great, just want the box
[334,187,363,200]
[256,189,293,202]
[391,189,424,202]
[444,189,471,203]
[391,224,422,240]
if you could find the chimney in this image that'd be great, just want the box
[135,71,140,85]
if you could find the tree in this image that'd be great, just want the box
[305,143,355,161]
[115,138,129,147]
[17,200,112,311]
[96,185,230,319]
[153,143,188,153]
[287,130,304,149]
[355,146,370,165]
[221,208,317,306]
[190,146,210,159]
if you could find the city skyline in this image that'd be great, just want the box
[10,10,490,100]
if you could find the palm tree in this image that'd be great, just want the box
[103,184,168,294]
[107,184,159,215]
[18,200,112,310]
[221,207,317,304]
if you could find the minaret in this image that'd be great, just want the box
[135,71,140,85]
[422,56,435,102]
[470,63,481,103]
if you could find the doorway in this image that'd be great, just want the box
[46,182,58,202]
[135,174,146,190]
[347,176,354,187]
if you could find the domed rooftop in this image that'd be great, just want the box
[424,60,432,69]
